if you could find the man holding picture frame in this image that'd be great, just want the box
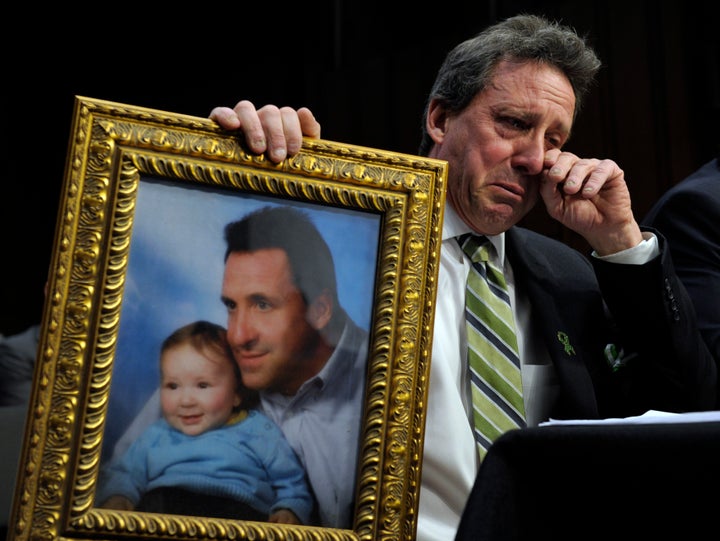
[208,13,716,541]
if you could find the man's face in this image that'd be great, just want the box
[429,60,575,235]
[221,248,324,395]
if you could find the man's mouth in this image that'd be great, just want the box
[236,351,266,368]
[495,181,524,197]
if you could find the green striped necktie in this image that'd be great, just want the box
[457,233,526,461]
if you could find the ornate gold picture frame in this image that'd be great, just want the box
[9,96,447,541]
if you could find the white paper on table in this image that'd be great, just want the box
[539,409,720,427]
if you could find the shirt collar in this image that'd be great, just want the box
[442,202,507,262]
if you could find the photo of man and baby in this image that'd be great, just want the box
[95,176,381,529]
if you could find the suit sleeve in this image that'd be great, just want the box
[592,228,717,411]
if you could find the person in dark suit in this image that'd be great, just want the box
[207,14,716,541]
[642,156,720,365]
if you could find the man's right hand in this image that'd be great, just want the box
[209,100,321,163]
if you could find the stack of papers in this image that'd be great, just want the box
[539,409,720,426]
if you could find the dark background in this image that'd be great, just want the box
[3,0,719,336]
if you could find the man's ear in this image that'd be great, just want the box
[307,290,333,331]
[426,98,448,145]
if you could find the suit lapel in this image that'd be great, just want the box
[506,228,599,418]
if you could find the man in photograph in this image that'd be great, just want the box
[220,205,369,528]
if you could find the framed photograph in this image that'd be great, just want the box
[9,97,447,541]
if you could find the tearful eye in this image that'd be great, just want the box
[502,116,529,131]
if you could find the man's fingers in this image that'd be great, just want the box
[208,106,241,130]
[209,101,269,155]
[237,101,273,155]
[280,107,303,157]
[544,156,621,197]
[209,101,319,164]
[580,160,625,196]
[298,107,321,139]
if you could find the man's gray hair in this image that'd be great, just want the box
[418,13,602,155]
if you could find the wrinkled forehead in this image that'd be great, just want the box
[486,60,575,125]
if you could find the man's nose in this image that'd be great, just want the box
[513,136,545,175]
[228,310,255,347]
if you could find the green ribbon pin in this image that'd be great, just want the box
[557,331,576,356]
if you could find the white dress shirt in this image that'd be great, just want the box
[260,316,369,529]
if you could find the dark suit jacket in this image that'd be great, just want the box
[641,157,720,368]
[506,224,717,418]
[455,225,718,541]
